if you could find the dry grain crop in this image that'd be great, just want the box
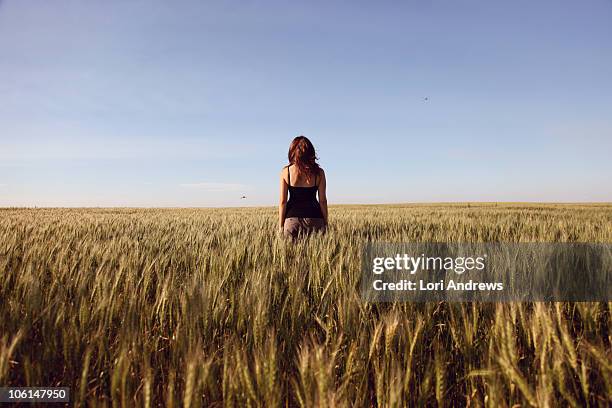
[0,204,611,406]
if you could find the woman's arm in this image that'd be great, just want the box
[278,167,288,231]
[318,169,328,225]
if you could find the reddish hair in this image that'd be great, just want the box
[288,136,321,178]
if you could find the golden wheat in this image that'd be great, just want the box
[0,204,610,406]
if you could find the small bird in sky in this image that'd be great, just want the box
[424,97,429,101]
[241,195,247,199]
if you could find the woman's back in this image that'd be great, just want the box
[285,165,323,219]
[279,135,328,239]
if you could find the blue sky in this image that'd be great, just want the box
[1,0,611,206]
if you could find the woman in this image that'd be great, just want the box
[279,136,328,239]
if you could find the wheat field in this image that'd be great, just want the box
[0,204,610,407]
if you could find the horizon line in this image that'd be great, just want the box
[1,201,611,210]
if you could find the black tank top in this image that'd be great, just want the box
[285,165,324,219]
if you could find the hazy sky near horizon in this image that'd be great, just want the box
[1,0,611,206]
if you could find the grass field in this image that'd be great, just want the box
[0,204,611,407]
